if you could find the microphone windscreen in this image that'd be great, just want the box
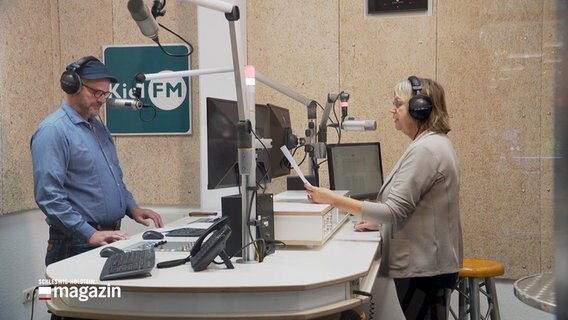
[128,0,147,20]
[341,120,377,131]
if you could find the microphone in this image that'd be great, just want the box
[106,98,143,110]
[339,92,350,119]
[340,119,377,131]
[151,0,166,17]
[127,0,159,42]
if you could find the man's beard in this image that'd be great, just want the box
[87,104,101,119]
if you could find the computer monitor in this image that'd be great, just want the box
[206,97,293,189]
[326,142,384,200]
[264,103,294,179]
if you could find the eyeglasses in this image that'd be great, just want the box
[82,82,112,99]
[392,99,405,108]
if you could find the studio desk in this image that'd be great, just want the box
[45,191,382,319]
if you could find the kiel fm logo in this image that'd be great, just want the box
[110,71,187,111]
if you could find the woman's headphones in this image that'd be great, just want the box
[60,56,99,95]
[407,76,433,121]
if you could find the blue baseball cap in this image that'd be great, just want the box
[77,59,117,83]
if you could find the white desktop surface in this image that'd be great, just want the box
[45,216,381,319]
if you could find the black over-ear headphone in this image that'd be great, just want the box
[408,76,433,121]
[60,56,100,95]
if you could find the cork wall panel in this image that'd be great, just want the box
[539,0,558,273]
[0,0,201,216]
[436,0,549,278]
[337,1,437,175]
[246,0,340,192]
[57,1,115,62]
[107,0,200,206]
[0,0,57,214]
[246,0,554,278]
[57,0,200,207]
[0,0,556,280]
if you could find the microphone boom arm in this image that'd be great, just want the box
[254,72,320,180]
[137,67,234,82]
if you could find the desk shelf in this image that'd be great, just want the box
[45,205,380,319]
[273,190,350,246]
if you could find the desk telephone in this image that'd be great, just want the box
[157,216,234,271]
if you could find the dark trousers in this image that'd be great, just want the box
[46,226,94,266]
[394,274,457,320]
[46,227,96,320]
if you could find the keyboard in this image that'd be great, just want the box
[99,248,155,281]
[165,227,206,237]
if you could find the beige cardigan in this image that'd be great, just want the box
[361,131,463,278]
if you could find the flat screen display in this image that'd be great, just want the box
[327,142,384,200]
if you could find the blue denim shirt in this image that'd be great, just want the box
[31,101,138,241]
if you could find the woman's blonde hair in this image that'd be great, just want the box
[393,77,451,134]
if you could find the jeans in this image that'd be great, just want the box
[46,226,96,320]
[45,226,95,266]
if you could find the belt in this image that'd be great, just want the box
[88,221,121,231]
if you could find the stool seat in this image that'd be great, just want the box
[460,258,505,278]
[451,258,505,320]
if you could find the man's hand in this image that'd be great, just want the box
[131,208,164,228]
[87,230,129,246]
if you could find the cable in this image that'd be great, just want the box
[151,0,195,57]
[264,239,287,247]
[352,290,375,320]
[29,286,39,320]
[156,23,194,57]
[217,238,286,265]
[251,129,271,188]
[296,148,308,167]
[139,105,158,122]
[225,238,266,261]
[316,100,340,128]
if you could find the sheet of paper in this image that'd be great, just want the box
[280,146,311,185]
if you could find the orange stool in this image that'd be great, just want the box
[450,258,505,320]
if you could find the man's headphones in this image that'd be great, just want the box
[408,76,433,121]
[60,56,99,95]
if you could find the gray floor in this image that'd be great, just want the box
[449,279,555,320]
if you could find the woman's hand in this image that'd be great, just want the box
[354,220,379,232]
[304,183,338,205]
[304,183,364,216]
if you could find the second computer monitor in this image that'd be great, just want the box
[206,97,293,189]
[326,142,384,200]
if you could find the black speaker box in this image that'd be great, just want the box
[286,175,316,190]
[221,193,275,258]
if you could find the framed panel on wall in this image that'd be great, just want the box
[367,0,428,14]
[103,44,191,135]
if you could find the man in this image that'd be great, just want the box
[31,56,163,270]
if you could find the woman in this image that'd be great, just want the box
[305,76,462,320]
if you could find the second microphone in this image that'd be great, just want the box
[106,98,143,110]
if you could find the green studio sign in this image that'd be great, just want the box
[103,44,191,135]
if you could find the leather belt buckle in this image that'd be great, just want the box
[89,221,121,231]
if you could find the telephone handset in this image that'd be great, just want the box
[190,216,229,256]
[156,216,234,271]
[191,223,234,271]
